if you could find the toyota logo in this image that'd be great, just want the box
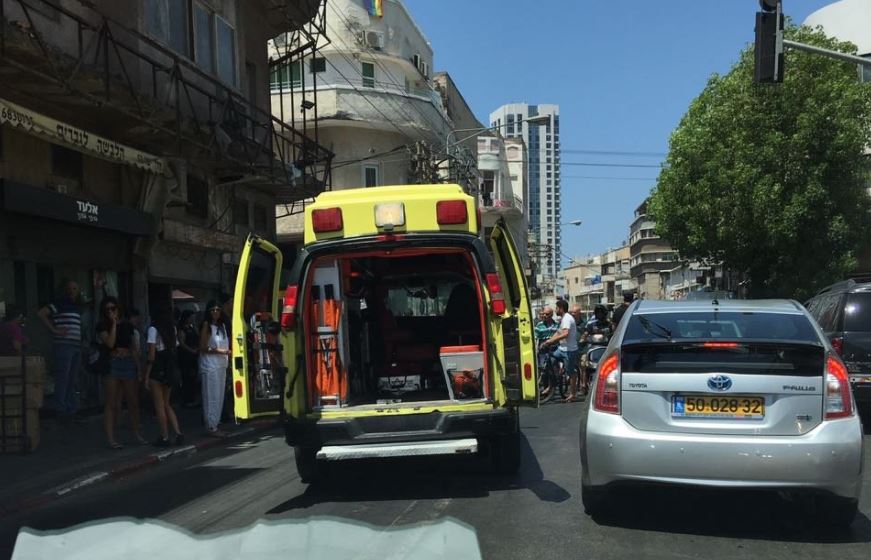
[707,375,733,392]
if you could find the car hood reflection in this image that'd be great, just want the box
[12,516,483,560]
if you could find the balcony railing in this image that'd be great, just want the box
[0,0,333,203]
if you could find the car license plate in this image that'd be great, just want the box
[672,395,764,419]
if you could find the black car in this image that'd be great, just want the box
[805,279,871,406]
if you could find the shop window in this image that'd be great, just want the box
[51,145,82,182]
[36,265,54,308]
[253,203,268,232]
[233,197,249,227]
[186,175,209,218]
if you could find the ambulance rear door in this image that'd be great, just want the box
[232,235,294,419]
[488,221,538,406]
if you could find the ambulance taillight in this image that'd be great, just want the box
[436,200,467,225]
[312,208,343,233]
[281,285,299,329]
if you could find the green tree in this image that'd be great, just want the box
[650,25,871,300]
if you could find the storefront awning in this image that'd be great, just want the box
[0,180,155,236]
[0,97,166,175]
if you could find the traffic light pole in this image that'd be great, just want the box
[782,39,871,67]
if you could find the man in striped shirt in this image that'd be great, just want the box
[37,280,83,421]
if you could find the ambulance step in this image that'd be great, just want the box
[315,438,478,461]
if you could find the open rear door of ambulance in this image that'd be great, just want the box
[232,235,295,420]
[488,221,538,406]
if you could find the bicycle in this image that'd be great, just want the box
[537,344,569,403]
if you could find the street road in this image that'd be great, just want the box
[3,403,870,559]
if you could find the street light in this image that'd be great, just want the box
[444,114,551,153]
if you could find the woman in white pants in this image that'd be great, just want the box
[199,301,230,436]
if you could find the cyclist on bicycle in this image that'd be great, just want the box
[535,306,559,364]
[541,300,580,402]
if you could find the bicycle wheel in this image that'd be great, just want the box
[538,359,555,403]
[558,365,569,399]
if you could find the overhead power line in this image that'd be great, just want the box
[562,175,659,181]
[560,149,667,158]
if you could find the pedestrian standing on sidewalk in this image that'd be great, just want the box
[97,297,146,449]
[0,304,28,356]
[145,307,184,447]
[199,300,230,437]
[37,279,83,424]
[177,310,200,408]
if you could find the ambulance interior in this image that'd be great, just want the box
[305,250,489,409]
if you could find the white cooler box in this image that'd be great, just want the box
[439,346,484,400]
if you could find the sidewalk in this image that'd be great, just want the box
[0,404,279,518]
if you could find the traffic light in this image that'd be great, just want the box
[754,0,784,83]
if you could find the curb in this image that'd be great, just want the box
[0,420,278,519]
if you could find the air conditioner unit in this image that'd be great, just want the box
[420,61,429,78]
[365,30,384,50]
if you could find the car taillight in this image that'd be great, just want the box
[311,207,343,233]
[831,336,844,355]
[436,200,468,225]
[485,272,506,315]
[825,354,853,420]
[593,352,620,414]
[281,285,298,329]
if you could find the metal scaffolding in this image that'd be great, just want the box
[0,0,333,205]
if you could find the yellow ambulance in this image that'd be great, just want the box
[231,184,536,481]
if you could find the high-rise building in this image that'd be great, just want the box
[489,103,560,288]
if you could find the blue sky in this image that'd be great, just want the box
[404,0,836,263]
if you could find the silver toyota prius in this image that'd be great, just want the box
[580,299,865,526]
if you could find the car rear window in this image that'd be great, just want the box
[621,343,825,376]
[623,311,820,343]
[844,293,871,332]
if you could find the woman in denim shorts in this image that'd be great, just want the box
[97,297,145,449]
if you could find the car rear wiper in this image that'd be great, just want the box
[637,316,673,340]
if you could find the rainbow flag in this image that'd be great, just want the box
[366,0,383,17]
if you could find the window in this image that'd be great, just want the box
[310,57,326,73]
[233,197,249,227]
[146,0,188,56]
[186,175,209,218]
[271,60,301,89]
[363,165,378,187]
[246,61,257,107]
[253,204,268,232]
[216,16,237,86]
[193,2,213,72]
[51,145,82,181]
[362,62,375,87]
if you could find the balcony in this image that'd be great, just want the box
[0,0,332,203]
[271,74,449,140]
[481,195,523,216]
